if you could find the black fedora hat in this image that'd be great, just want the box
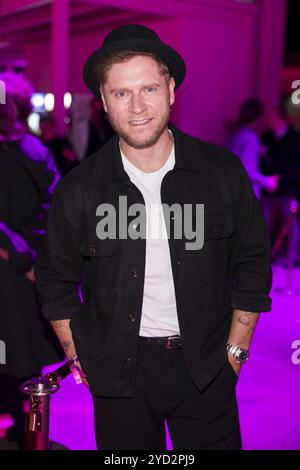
[83,24,186,99]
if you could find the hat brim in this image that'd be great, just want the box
[83,38,186,98]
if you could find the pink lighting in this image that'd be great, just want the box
[1,0,300,453]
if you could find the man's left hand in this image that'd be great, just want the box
[227,353,242,377]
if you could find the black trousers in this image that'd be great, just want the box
[93,337,242,450]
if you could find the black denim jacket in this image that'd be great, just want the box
[35,123,272,397]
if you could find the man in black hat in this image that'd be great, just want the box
[35,24,272,450]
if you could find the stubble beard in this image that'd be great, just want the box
[106,107,171,150]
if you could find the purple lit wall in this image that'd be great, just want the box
[0,0,287,143]
[1,0,299,452]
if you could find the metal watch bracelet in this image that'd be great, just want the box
[226,342,249,364]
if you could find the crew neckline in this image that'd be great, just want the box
[120,130,174,176]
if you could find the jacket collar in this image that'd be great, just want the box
[91,121,206,187]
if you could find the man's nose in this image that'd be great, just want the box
[129,93,147,114]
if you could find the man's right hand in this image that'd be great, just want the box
[71,358,90,388]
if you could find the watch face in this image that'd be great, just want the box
[239,350,249,363]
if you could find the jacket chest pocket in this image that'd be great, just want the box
[189,204,235,282]
[204,204,235,240]
[80,230,121,301]
[80,230,121,257]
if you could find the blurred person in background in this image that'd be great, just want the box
[0,77,63,448]
[84,97,114,159]
[40,114,78,177]
[261,105,300,264]
[227,97,279,200]
[0,70,33,132]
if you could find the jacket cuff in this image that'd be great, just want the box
[231,290,272,312]
[41,298,82,321]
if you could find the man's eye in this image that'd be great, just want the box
[116,91,127,98]
[145,87,156,93]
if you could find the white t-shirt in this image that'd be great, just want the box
[120,134,180,337]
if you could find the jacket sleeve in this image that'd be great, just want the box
[228,154,272,312]
[34,175,85,321]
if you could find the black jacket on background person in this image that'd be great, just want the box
[261,127,300,199]
[35,122,272,397]
[0,135,63,377]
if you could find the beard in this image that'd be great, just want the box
[106,107,171,149]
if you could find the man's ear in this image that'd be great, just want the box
[169,77,175,106]
[100,85,108,112]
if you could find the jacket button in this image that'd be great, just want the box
[90,245,97,253]
[128,313,136,322]
[131,269,138,278]
[125,356,132,364]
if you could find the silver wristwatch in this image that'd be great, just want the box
[226,343,249,364]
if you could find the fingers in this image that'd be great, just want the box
[76,362,90,387]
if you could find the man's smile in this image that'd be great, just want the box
[128,118,153,126]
